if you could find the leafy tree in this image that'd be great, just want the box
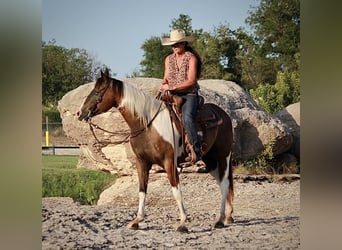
[242,0,300,112]
[139,37,171,78]
[235,29,277,88]
[250,54,300,114]
[210,25,240,81]
[170,14,193,34]
[246,0,300,72]
[42,40,103,107]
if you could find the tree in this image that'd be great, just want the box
[242,0,300,112]
[139,37,171,78]
[42,40,103,106]
[235,29,277,88]
[246,0,300,72]
[170,14,193,34]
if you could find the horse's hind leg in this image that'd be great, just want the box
[212,152,234,228]
[224,152,234,224]
[127,160,150,229]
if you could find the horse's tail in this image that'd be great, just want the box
[227,152,234,204]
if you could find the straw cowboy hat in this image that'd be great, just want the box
[161,29,194,46]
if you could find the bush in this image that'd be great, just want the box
[234,139,300,175]
[42,155,117,205]
[42,105,62,123]
[250,70,300,114]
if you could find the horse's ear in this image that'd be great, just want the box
[104,67,110,77]
[100,68,110,80]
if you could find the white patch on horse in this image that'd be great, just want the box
[219,153,232,219]
[120,83,162,127]
[137,191,146,219]
[153,109,182,156]
[171,185,187,223]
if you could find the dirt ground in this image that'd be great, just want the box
[42,172,300,249]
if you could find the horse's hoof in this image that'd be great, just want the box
[226,217,234,224]
[214,221,225,228]
[176,225,189,233]
[196,167,209,173]
[127,222,139,230]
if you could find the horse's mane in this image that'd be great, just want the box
[120,82,163,126]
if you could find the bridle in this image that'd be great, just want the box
[87,80,112,118]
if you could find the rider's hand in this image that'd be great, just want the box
[159,84,170,91]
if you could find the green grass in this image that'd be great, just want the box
[42,155,117,205]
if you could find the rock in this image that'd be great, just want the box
[274,102,300,158]
[198,80,293,160]
[57,78,293,174]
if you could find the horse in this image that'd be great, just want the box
[77,68,234,232]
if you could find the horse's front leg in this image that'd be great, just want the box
[165,159,188,233]
[127,159,150,229]
[172,184,188,232]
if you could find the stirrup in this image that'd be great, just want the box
[195,160,208,173]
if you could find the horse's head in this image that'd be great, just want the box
[77,68,123,121]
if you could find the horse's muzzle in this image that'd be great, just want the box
[77,109,92,121]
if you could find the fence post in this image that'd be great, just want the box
[45,116,49,146]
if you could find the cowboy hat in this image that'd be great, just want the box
[161,29,194,46]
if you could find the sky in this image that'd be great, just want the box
[42,0,260,78]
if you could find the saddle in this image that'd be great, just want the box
[158,91,223,163]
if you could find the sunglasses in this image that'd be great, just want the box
[171,42,185,48]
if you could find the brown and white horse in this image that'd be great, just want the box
[77,68,234,232]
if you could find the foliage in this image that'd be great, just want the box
[42,155,117,205]
[193,26,240,81]
[140,37,171,78]
[250,61,300,114]
[246,0,300,72]
[256,139,275,168]
[42,105,61,123]
[170,14,193,34]
[42,40,104,107]
[234,139,299,175]
[234,29,277,88]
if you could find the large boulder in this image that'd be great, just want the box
[57,78,293,175]
[274,102,300,159]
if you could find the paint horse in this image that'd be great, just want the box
[77,68,234,232]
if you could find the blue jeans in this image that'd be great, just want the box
[181,92,201,160]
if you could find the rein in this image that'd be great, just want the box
[88,120,130,146]
[88,101,164,146]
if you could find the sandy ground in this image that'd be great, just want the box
[42,172,300,249]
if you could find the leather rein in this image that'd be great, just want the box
[87,100,164,146]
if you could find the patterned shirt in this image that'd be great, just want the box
[167,51,199,93]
